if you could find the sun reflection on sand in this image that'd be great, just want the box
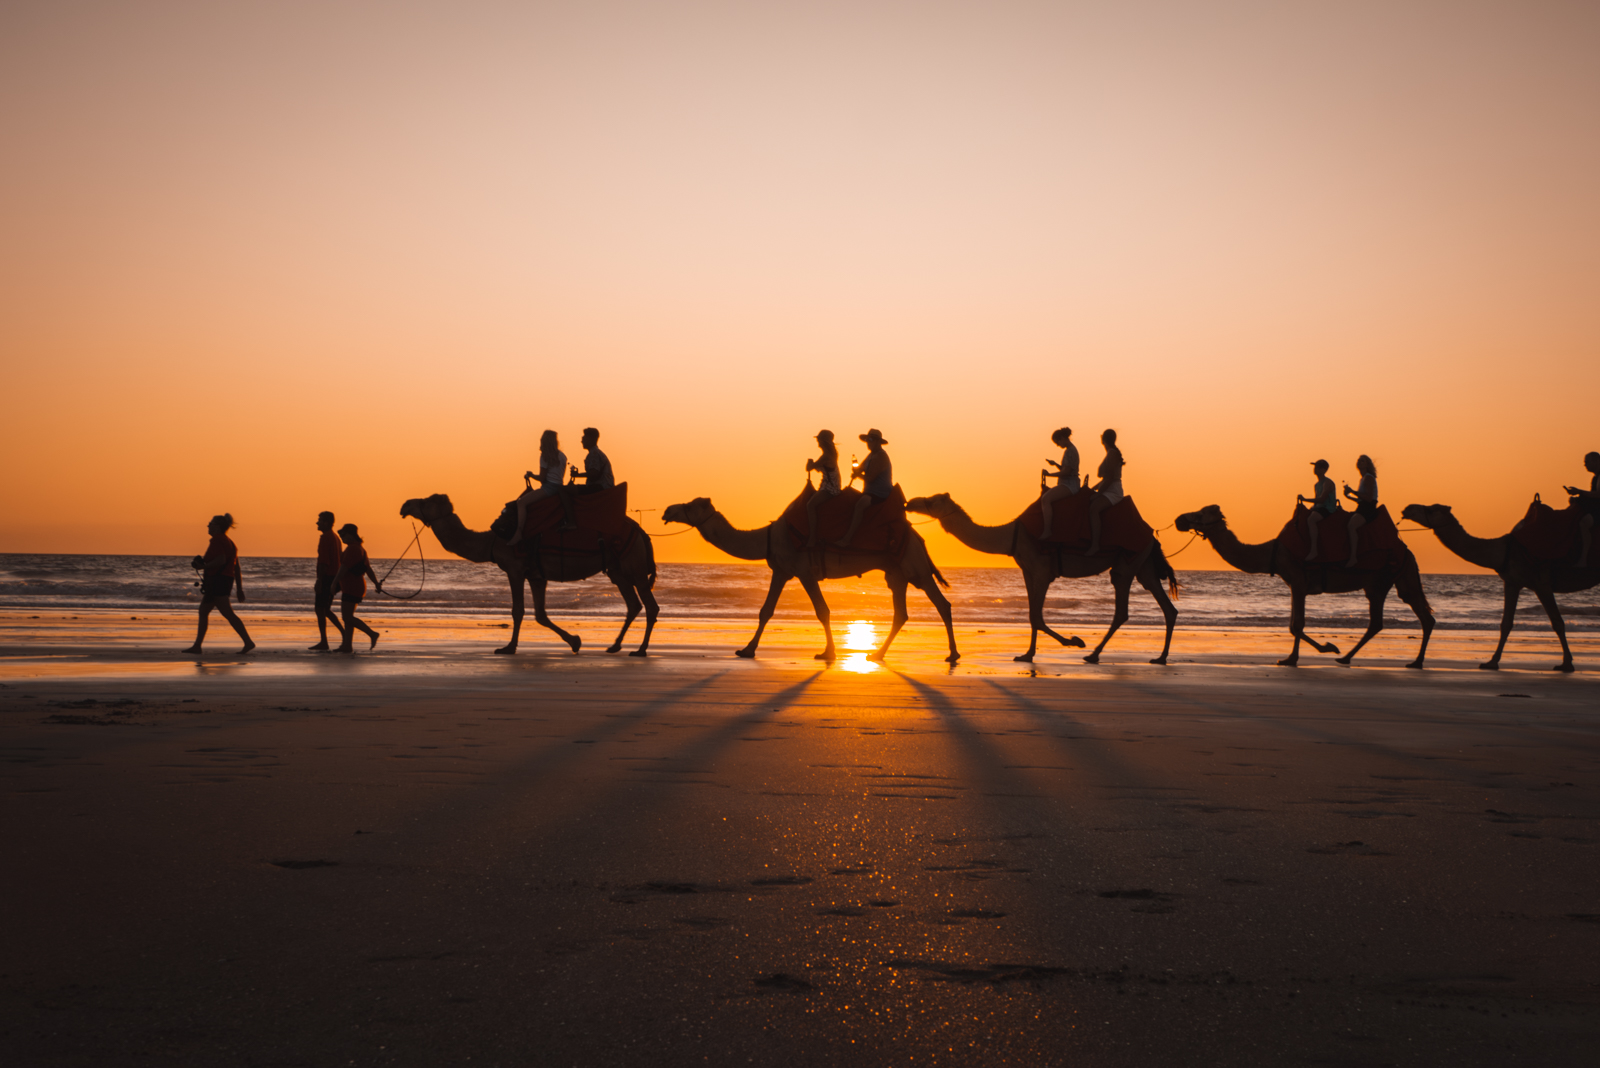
[840,620,879,674]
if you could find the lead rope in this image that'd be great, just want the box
[375,522,427,599]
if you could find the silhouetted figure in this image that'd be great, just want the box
[1085,429,1124,556]
[510,430,566,545]
[1342,455,1379,568]
[1038,426,1080,538]
[570,427,615,495]
[309,511,346,650]
[835,428,892,548]
[1297,459,1337,562]
[184,514,255,654]
[804,429,841,548]
[1565,451,1600,568]
[333,523,381,652]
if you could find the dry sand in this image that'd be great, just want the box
[2,610,1598,1066]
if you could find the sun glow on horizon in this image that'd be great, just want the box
[840,620,880,674]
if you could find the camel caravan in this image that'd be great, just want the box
[185,427,1600,672]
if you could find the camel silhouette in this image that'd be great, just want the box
[906,493,1176,664]
[1402,503,1598,672]
[399,494,658,656]
[1175,504,1434,667]
[661,497,958,663]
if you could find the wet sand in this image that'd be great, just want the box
[3,612,1598,1066]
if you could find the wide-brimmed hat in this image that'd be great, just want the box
[860,428,888,445]
[816,429,834,441]
[338,523,361,539]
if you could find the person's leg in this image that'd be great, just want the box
[805,489,836,548]
[1305,511,1323,561]
[1579,514,1593,568]
[1086,495,1110,555]
[1345,514,1366,567]
[311,584,342,649]
[184,600,215,652]
[1039,484,1072,538]
[833,495,874,548]
[341,599,379,651]
[216,599,255,652]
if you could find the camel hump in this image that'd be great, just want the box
[783,483,907,552]
[1279,502,1401,566]
[1019,492,1153,553]
[1512,497,1583,560]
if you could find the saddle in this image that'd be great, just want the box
[782,483,909,555]
[491,483,635,569]
[1511,496,1583,561]
[1277,502,1400,568]
[1017,492,1154,555]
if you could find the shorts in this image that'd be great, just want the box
[341,594,364,609]
[1355,501,1378,520]
[314,576,335,607]
[201,573,233,599]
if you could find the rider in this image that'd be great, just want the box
[1297,459,1338,561]
[1565,450,1599,568]
[1038,426,1080,538]
[510,430,567,545]
[569,427,615,495]
[1342,455,1379,568]
[1084,429,1123,556]
[804,429,841,549]
[835,428,892,548]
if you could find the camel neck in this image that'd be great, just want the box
[932,502,1015,557]
[693,510,771,562]
[1203,523,1278,574]
[429,511,498,565]
[1427,513,1507,571]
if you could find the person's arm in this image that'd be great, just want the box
[1342,483,1358,501]
[363,555,381,591]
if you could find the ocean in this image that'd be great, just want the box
[3,553,1595,633]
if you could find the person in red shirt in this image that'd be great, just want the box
[309,511,347,651]
[334,523,381,652]
[183,514,255,654]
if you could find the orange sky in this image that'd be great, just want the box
[2,1,1597,573]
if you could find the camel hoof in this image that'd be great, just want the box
[1082,653,1100,665]
[494,646,516,655]
[1554,662,1575,673]
[605,644,622,654]
[866,651,885,662]
[1277,658,1299,667]
[1013,653,1035,663]
[628,649,649,658]
[1478,661,1499,671]
[1335,656,1352,666]
[1406,660,1424,669]
[1067,636,1087,648]
[945,653,960,663]
[735,648,756,659]
[1149,656,1168,666]
[1323,643,1341,656]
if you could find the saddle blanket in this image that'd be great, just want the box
[782,483,908,554]
[491,483,632,544]
[1017,492,1154,555]
[1277,503,1400,568]
[1511,498,1583,561]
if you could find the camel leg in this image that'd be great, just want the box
[1281,587,1339,665]
[797,573,836,661]
[630,585,660,657]
[870,579,912,661]
[606,582,642,654]
[739,570,791,659]
[1016,572,1083,662]
[1136,566,1177,665]
[1336,583,1389,665]
[908,573,959,663]
[529,579,582,653]
[496,576,525,654]
[1532,583,1574,672]
[1084,570,1134,664]
[1480,583,1520,670]
[1393,567,1434,668]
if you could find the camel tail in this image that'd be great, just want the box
[1153,540,1181,600]
[932,564,950,590]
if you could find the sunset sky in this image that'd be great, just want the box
[2,1,1597,572]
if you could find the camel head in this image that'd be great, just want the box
[662,498,716,528]
[905,493,956,518]
[400,494,455,527]
[1401,503,1453,529]
[1175,505,1226,536]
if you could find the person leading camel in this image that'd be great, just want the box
[510,430,567,545]
[1085,429,1124,556]
[569,427,614,495]
[835,428,893,549]
[1342,455,1379,568]
[1297,459,1337,562]
[804,429,841,548]
[309,510,346,651]
[184,514,255,654]
[1038,426,1080,538]
[333,523,381,652]
[1564,450,1600,567]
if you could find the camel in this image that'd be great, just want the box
[906,493,1176,664]
[399,494,658,656]
[660,497,958,662]
[1402,503,1598,672]
[1175,504,1434,667]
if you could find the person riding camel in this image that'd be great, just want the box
[834,428,892,549]
[569,427,615,495]
[804,429,841,549]
[1038,426,1080,539]
[1342,455,1379,568]
[1297,459,1338,562]
[1564,450,1599,568]
[509,430,567,545]
[1084,429,1124,556]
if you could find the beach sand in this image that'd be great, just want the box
[3,610,1598,1065]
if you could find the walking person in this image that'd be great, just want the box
[309,511,346,650]
[804,429,841,548]
[1038,427,1080,538]
[1297,459,1338,561]
[1085,429,1124,556]
[334,523,382,652]
[1342,456,1379,568]
[184,514,255,654]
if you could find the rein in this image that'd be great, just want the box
[375,522,427,600]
